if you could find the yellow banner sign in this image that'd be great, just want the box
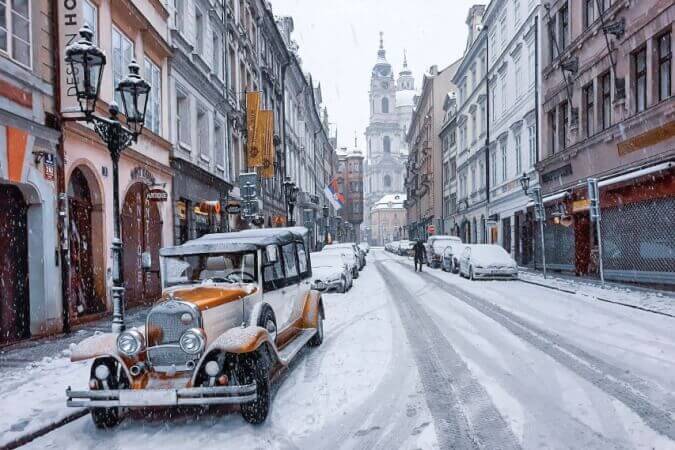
[246,92,262,167]
[260,111,275,179]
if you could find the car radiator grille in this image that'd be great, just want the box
[146,300,201,370]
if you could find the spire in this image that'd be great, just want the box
[403,49,408,69]
[377,31,386,59]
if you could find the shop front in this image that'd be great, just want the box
[171,158,231,244]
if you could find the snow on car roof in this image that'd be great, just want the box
[160,227,308,256]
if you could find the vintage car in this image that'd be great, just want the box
[66,228,324,427]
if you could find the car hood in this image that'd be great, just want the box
[472,255,516,267]
[162,285,256,311]
[312,266,342,280]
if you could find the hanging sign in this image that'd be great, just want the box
[43,153,56,181]
[246,92,262,167]
[57,0,84,117]
[147,187,168,202]
[260,110,275,179]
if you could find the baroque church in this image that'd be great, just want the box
[364,33,416,229]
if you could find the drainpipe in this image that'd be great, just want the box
[484,27,491,243]
[534,13,541,270]
[50,1,70,334]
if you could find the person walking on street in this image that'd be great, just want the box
[413,240,425,272]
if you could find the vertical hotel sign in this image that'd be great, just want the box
[58,0,84,117]
[246,92,262,167]
[260,111,275,179]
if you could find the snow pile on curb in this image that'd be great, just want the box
[0,351,89,448]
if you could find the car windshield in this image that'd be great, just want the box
[471,246,512,263]
[312,254,343,268]
[432,239,455,250]
[162,252,257,287]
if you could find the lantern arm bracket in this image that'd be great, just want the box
[90,114,137,161]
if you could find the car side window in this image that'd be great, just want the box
[282,243,299,281]
[297,242,310,278]
[262,245,284,291]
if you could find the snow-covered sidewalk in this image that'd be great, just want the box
[518,269,675,317]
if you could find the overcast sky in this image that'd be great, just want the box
[271,0,483,149]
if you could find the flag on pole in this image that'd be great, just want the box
[323,177,344,210]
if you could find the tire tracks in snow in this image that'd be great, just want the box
[406,263,675,442]
[376,260,521,450]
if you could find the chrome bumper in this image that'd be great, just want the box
[66,383,257,408]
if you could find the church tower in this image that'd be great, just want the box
[364,33,409,233]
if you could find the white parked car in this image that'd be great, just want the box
[358,243,370,254]
[426,235,462,268]
[325,243,364,270]
[459,244,519,280]
[397,240,414,256]
[310,252,353,293]
[441,241,467,273]
[320,246,360,279]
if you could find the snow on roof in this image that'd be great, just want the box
[373,193,406,210]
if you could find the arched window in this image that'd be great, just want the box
[381,97,389,113]
[384,174,392,188]
[383,136,391,153]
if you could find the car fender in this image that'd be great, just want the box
[69,332,138,381]
[204,325,273,355]
[300,289,324,329]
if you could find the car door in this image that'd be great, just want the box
[460,247,471,275]
[293,242,312,321]
[261,245,288,331]
[279,242,301,331]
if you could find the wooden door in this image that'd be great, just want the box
[0,185,30,344]
[68,169,103,318]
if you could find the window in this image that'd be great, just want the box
[144,57,161,134]
[113,27,134,107]
[83,0,98,44]
[174,0,184,32]
[263,245,284,290]
[480,102,486,132]
[499,13,507,50]
[599,0,611,13]
[528,124,536,166]
[559,2,569,50]
[177,88,190,146]
[491,85,497,122]
[228,46,236,89]
[528,41,535,86]
[489,30,497,64]
[297,243,308,276]
[384,174,391,187]
[383,135,391,153]
[501,141,507,181]
[584,0,594,29]
[381,97,389,113]
[548,109,557,154]
[214,121,225,169]
[471,163,476,192]
[501,73,507,114]
[282,243,298,279]
[658,32,672,101]
[471,111,477,142]
[479,159,485,188]
[197,107,209,160]
[515,132,522,175]
[515,56,522,98]
[212,31,222,77]
[601,72,611,129]
[560,101,568,150]
[490,150,497,186]
[548,20,557,61]
[514,0,521,25]
[583,83,594,137]
[470,65,476,90]
[634,47,647,113]
[0,0,31,67]
[195,7,204,54]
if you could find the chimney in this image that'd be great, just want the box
[429,65,439,76]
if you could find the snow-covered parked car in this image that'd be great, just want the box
[441,241,467,273]
[320,245,360,279]
[358,242,370,254]
[459,244,518,280]
[325,242,364,270]
[66,228,324,427]
[426,235,462,268]
[310,251,353,293]
[397,240,414,256]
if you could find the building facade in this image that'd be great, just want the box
[0,0,61,343]
[169,0,232,244]
[483,0,541,265]
[364,34,414,233]
[336,145,364,242]
[539,0,674,284]
[406,61,460,240]
[449,5,488,245]
[371,194,407,245]
[439,93,459,235]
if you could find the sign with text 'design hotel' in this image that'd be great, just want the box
[58,0,85,117]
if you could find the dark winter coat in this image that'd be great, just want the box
[413,241,425,259]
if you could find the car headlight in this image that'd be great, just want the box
[117,329,144,356]
[179,328,206,354]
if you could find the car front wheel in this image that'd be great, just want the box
[90,359,127,428]
[239,352,271,425]
[308,309,324,347]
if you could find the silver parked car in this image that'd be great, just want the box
[459,244,519,280]
[311,252,353,293]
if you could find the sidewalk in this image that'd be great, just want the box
[518,268,675,317]
[0,307,148,449]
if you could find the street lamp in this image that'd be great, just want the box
[519,172,547,279]
[283,177,298,226]
[66,25,151,333]
[322,204,329,245]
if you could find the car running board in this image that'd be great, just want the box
[277,328,317,364]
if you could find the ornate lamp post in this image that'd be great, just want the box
[283,177,298,226]
[322,204,329,245]
[66,25,151,332]
[520,172,547,279]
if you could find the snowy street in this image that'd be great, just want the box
[3,248,674,449]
